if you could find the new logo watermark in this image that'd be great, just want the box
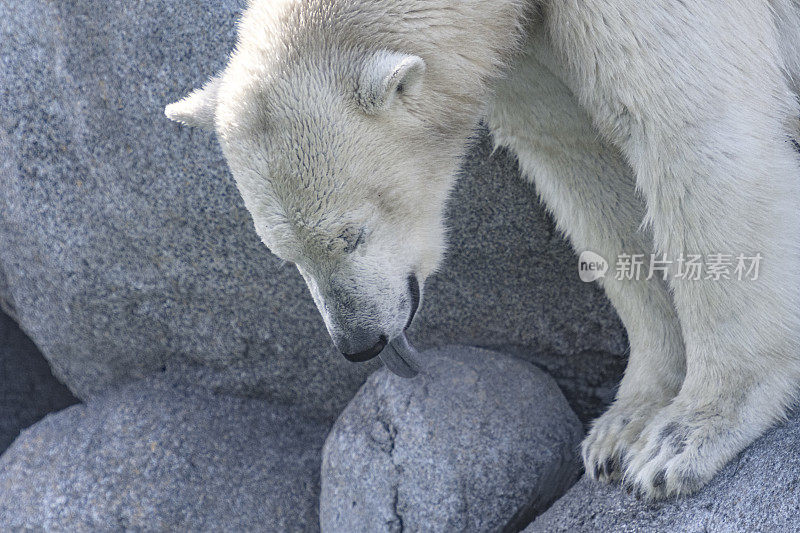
[578,251,762,282]
[578,251,609,283]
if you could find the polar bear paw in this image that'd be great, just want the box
[581,399,665,484]
[620,402,741,500]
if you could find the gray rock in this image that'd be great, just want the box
[0,0,370,422]
[0,309,77,453]
[0,0,626,422]
[526,411,800,533]
[0,371,328,531]
[320,346,584,532]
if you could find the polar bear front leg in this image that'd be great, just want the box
[547,0,800,498]
[488,32,686,483]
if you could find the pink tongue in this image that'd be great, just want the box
[379,332,421,378]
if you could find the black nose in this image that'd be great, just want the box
[405,274,420,330]
[342,335,387,362]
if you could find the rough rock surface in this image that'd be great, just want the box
[526,411,800,532]
[0,0,626,423]
[0,372,328,531]
[320,346,584,532]
[0,310,77,453]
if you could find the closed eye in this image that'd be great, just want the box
[340,226,367,254]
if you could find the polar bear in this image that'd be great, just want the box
[166,0,800,500]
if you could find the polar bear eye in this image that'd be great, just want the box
[340,226,366,254]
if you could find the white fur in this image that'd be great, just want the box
[167,0,800,499]
[165,77,221,129]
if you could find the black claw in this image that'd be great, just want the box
[633,484,647,500]
[601,457,619,479]
[653,470,666,489]
[624,483,634,495]
[592,463,602,480]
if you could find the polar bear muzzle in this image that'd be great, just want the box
[340,274,422,379]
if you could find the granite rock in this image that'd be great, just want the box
[320,346,584,532]
[0,371,328,531]
[0,0,626,422]
[526,411,800,533]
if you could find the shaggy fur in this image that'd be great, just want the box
[167,0,800,499]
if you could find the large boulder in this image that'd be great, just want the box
[320,346,583,532]
[0,0,626,422]
[526,411,800,532]
[0,371,328,531]
[0,310,77,453]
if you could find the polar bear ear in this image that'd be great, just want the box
[164,76,221,131]
[358,51,426,114]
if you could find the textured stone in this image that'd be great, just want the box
[0,372,328,531]
[0,310,77,453]
[0,0,626,423]
[526,411,800,533]
[0,0,369,422]
[320,346,584,532]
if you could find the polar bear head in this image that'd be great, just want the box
[166,0,525,371]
